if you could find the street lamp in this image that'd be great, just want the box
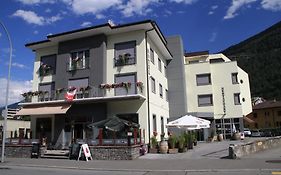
[0,19,13,163]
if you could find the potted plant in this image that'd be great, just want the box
[149,135,158,153]
[168,134,178,154]
[178,134,186,153]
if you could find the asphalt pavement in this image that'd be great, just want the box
[0,137,280,175]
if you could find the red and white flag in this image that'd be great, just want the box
[65,89,77,101]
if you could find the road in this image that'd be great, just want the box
[0,138,280,175]
[0,165,280,175]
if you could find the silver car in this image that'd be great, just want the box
[244,128,252,136]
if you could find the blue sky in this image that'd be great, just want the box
[0,0,280,106]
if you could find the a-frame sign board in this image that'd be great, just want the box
[77,144,93,161]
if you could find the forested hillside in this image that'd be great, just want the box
[223,21,281,100]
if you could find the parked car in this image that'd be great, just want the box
[243,128,251,137]
[251,129,264,137]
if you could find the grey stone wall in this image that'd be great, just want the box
[229,136,281,159]
[89,145,141,160]
[0,145,32,158]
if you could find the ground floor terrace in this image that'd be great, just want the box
[16,95,156,149]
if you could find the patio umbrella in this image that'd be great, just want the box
[166,115,210,130]
[88,116,139,132]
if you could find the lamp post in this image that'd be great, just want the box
[0,20,13,163]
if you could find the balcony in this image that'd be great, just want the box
[114,54,135,67]
[22,82,144,104]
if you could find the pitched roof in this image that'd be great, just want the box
[253,100,281,110]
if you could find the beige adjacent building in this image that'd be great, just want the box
[184,51,252,138]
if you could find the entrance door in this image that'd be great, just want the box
[74,124,84,140]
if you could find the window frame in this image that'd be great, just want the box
[151,77,156,94]
[196,73,211,86]
[114,73,137,96]
[198,94,213,107]
[232,73,239,84]
[158,58,162,72]
[40,54,57,76]
[114,41,136,67]
[234,93,241,105]
[68,49,90,71]
[150,48,154,64]
[159,83,163,98]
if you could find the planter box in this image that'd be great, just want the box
[168,148,178,154]
[149,148,158,154]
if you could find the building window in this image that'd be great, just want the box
[68,78,89,98]
[39,82,55,101]
[39,54,56,76]
[232,73,238,84]
[68,50,89,71]
[196,74,211,86]
[114,41,136,66]
[278,111,281,116]
[165,89,168,101]
[153,114,157,132]
[161,117,164,135]
[234,93,241,105]
[198,94,213,107]
[158,58,162,72]
[151,77,156,93]
[159,83,163,98]
[164,66,167,77]
[115,74,136,96]
[150,48,154,64]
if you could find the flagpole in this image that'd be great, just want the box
[0,20,12,163]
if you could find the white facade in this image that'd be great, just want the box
[184,53,252,138]
[21,20,171,145]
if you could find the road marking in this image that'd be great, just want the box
[272,172,281,175]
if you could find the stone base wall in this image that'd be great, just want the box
[89,145,141,160]
[0,145,32,158]
[229,136,281,159]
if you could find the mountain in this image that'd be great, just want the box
[222,21,281,100]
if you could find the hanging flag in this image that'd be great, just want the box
[65,88,77,101]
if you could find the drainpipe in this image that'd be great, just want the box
[145,28,154,146]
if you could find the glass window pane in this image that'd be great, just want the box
[68,78,89,89]
[197,74,211,85]
[198,94,213,106]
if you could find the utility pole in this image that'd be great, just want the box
[0,20,13,163]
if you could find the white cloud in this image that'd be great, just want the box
[12,10,62,25]
[33,30,39,34]
[80,21,92,27]
[16,0,55,5]
[224,0,257,19]
[5,62,28,69]
[12,10,44,25]
[120,0,159,17]
[169,0,197,4]
[261,0,281,11]
[208,11,214,15]
[0,78,32,106]
[209,32,217,42]
[68,0,122,15]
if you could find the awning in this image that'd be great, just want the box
[16,103,72,116]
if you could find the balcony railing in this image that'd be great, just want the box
[23,82,144,103]
[114,55,136,67]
